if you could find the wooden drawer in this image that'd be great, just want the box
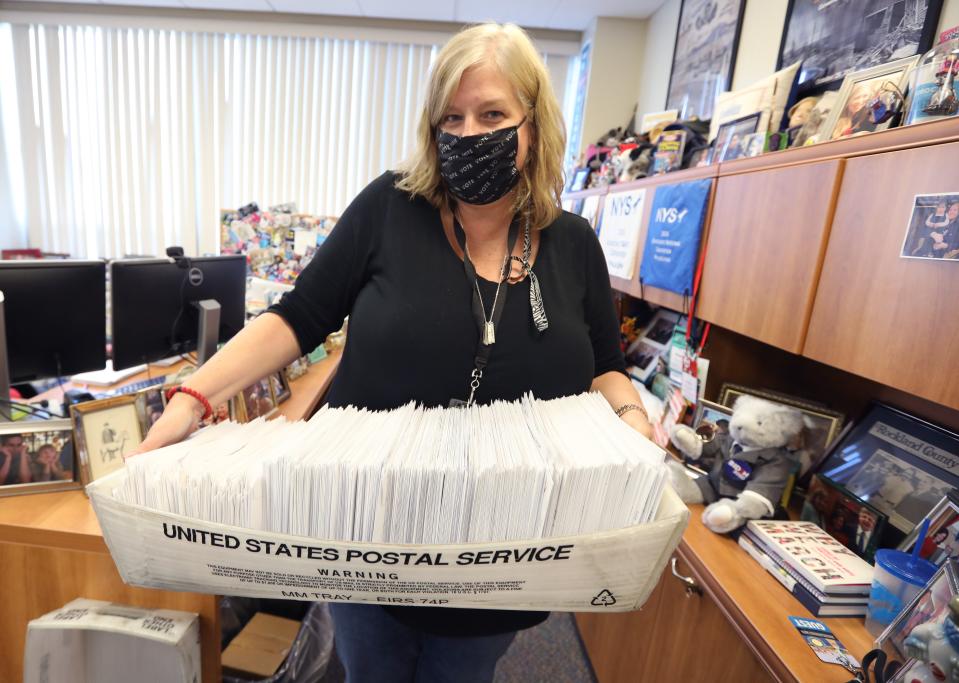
[803,141,959,409]
[696,160,843,352]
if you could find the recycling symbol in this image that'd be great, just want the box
[591,589,616,607]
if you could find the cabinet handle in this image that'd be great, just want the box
[671,557,703,596]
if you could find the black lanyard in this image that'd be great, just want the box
[449,215,520,407]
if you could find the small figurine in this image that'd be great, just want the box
[667,394,803,534]
[903,596,959,683]
[924,58,959,117]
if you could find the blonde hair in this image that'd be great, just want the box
[395,23,565,230]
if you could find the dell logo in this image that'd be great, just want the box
[188,267,204,286]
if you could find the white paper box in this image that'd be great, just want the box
[88,471,689,613]
[23,598,200,683]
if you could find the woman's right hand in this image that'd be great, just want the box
[126,394,202,458]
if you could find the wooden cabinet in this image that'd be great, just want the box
[694,160,844,353]
[804,141,959,410]
[576,553,771,683]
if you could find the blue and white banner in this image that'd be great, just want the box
[639,179,711,295]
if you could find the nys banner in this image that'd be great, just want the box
[639,179,711,295]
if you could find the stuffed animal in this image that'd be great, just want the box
[667,394,803,533]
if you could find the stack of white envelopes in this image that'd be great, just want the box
[115,392,668,545]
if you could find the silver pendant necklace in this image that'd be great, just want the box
[464,241,511,345]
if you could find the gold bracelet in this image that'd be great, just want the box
[615,403,648,421]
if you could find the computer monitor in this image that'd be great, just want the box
[111,255,247,371]
[0,260,107,403]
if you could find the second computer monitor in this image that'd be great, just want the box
[111,256,247,370]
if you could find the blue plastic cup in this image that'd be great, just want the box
[864,549,937,636]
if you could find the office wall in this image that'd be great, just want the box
[635,0,959,119]
[580,16,649,150]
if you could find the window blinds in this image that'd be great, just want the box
[1,21,579,260]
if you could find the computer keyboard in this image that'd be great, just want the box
[112,375,167,395]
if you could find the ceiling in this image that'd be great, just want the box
[18,0,670,30]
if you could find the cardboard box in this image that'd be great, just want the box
[88,470,688,613]
[23,598,200,683]
[222,613,301,680]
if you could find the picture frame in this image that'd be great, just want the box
[135,386,166,435]
[624,338,664,384]
[818,403,959,535]
[898,490,959,567]
[900,193,959,261]
[800,473,888,561]
[569,168,590,192]
[70,395,143,485]
[717,383,846,471]
[0,420,81,497]
[820,56,921,141]
[269,370,292,405]
[778,0,943,90]
[199,397,235,428]
[709,113,761,163]
[691,399,733,437]
[877,558,959,667]
[235,377,278,422]
[665,0,747,120]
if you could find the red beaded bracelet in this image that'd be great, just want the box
[165,386,213,421]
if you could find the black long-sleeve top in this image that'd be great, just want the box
[268,171,626,636]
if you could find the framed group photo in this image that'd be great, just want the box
[0,420,80,497]
[818,403,959,536]
[710,113,761,163]
[665,0,746,120]
[801,474,887,561]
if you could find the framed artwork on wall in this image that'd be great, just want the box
[665,0,747,121]
[778,0,943,90]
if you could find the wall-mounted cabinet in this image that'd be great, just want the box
[804,141,959,410]
[695,160,844,353]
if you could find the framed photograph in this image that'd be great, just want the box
[692,399,733,435]
[741,132,767,158]
[569,168,590,192]
[710,113,761,163]
[135,386,166,434]
[236,377,277,422]
[900,193,959,261]
[818,403,959,534]
[0,421,80,497]
[778,0,943,89]
[878,559,959,666]
[665,0,746,120]
[199,398,234,428]
[70,395,143,484]
[800,474,887,561]
[642,309,681,347]
[718,383,845,470]
[898,491,959,567]
[821,56,920,141]
[625,339,663,384]
[269,370,291,404]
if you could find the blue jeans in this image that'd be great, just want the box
[329,603,517,683]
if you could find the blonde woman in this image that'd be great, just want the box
[137,22,651,682]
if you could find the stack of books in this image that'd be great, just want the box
[740,520,874,617]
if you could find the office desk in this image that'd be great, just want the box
[576,503,875,682]
[0,350,341,682]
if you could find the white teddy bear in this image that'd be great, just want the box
[668,394,804,534]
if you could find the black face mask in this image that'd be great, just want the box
[436,117,526,205]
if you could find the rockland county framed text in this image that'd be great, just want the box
[818,403,959,535]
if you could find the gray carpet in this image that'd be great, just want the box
[320,612,597,683]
